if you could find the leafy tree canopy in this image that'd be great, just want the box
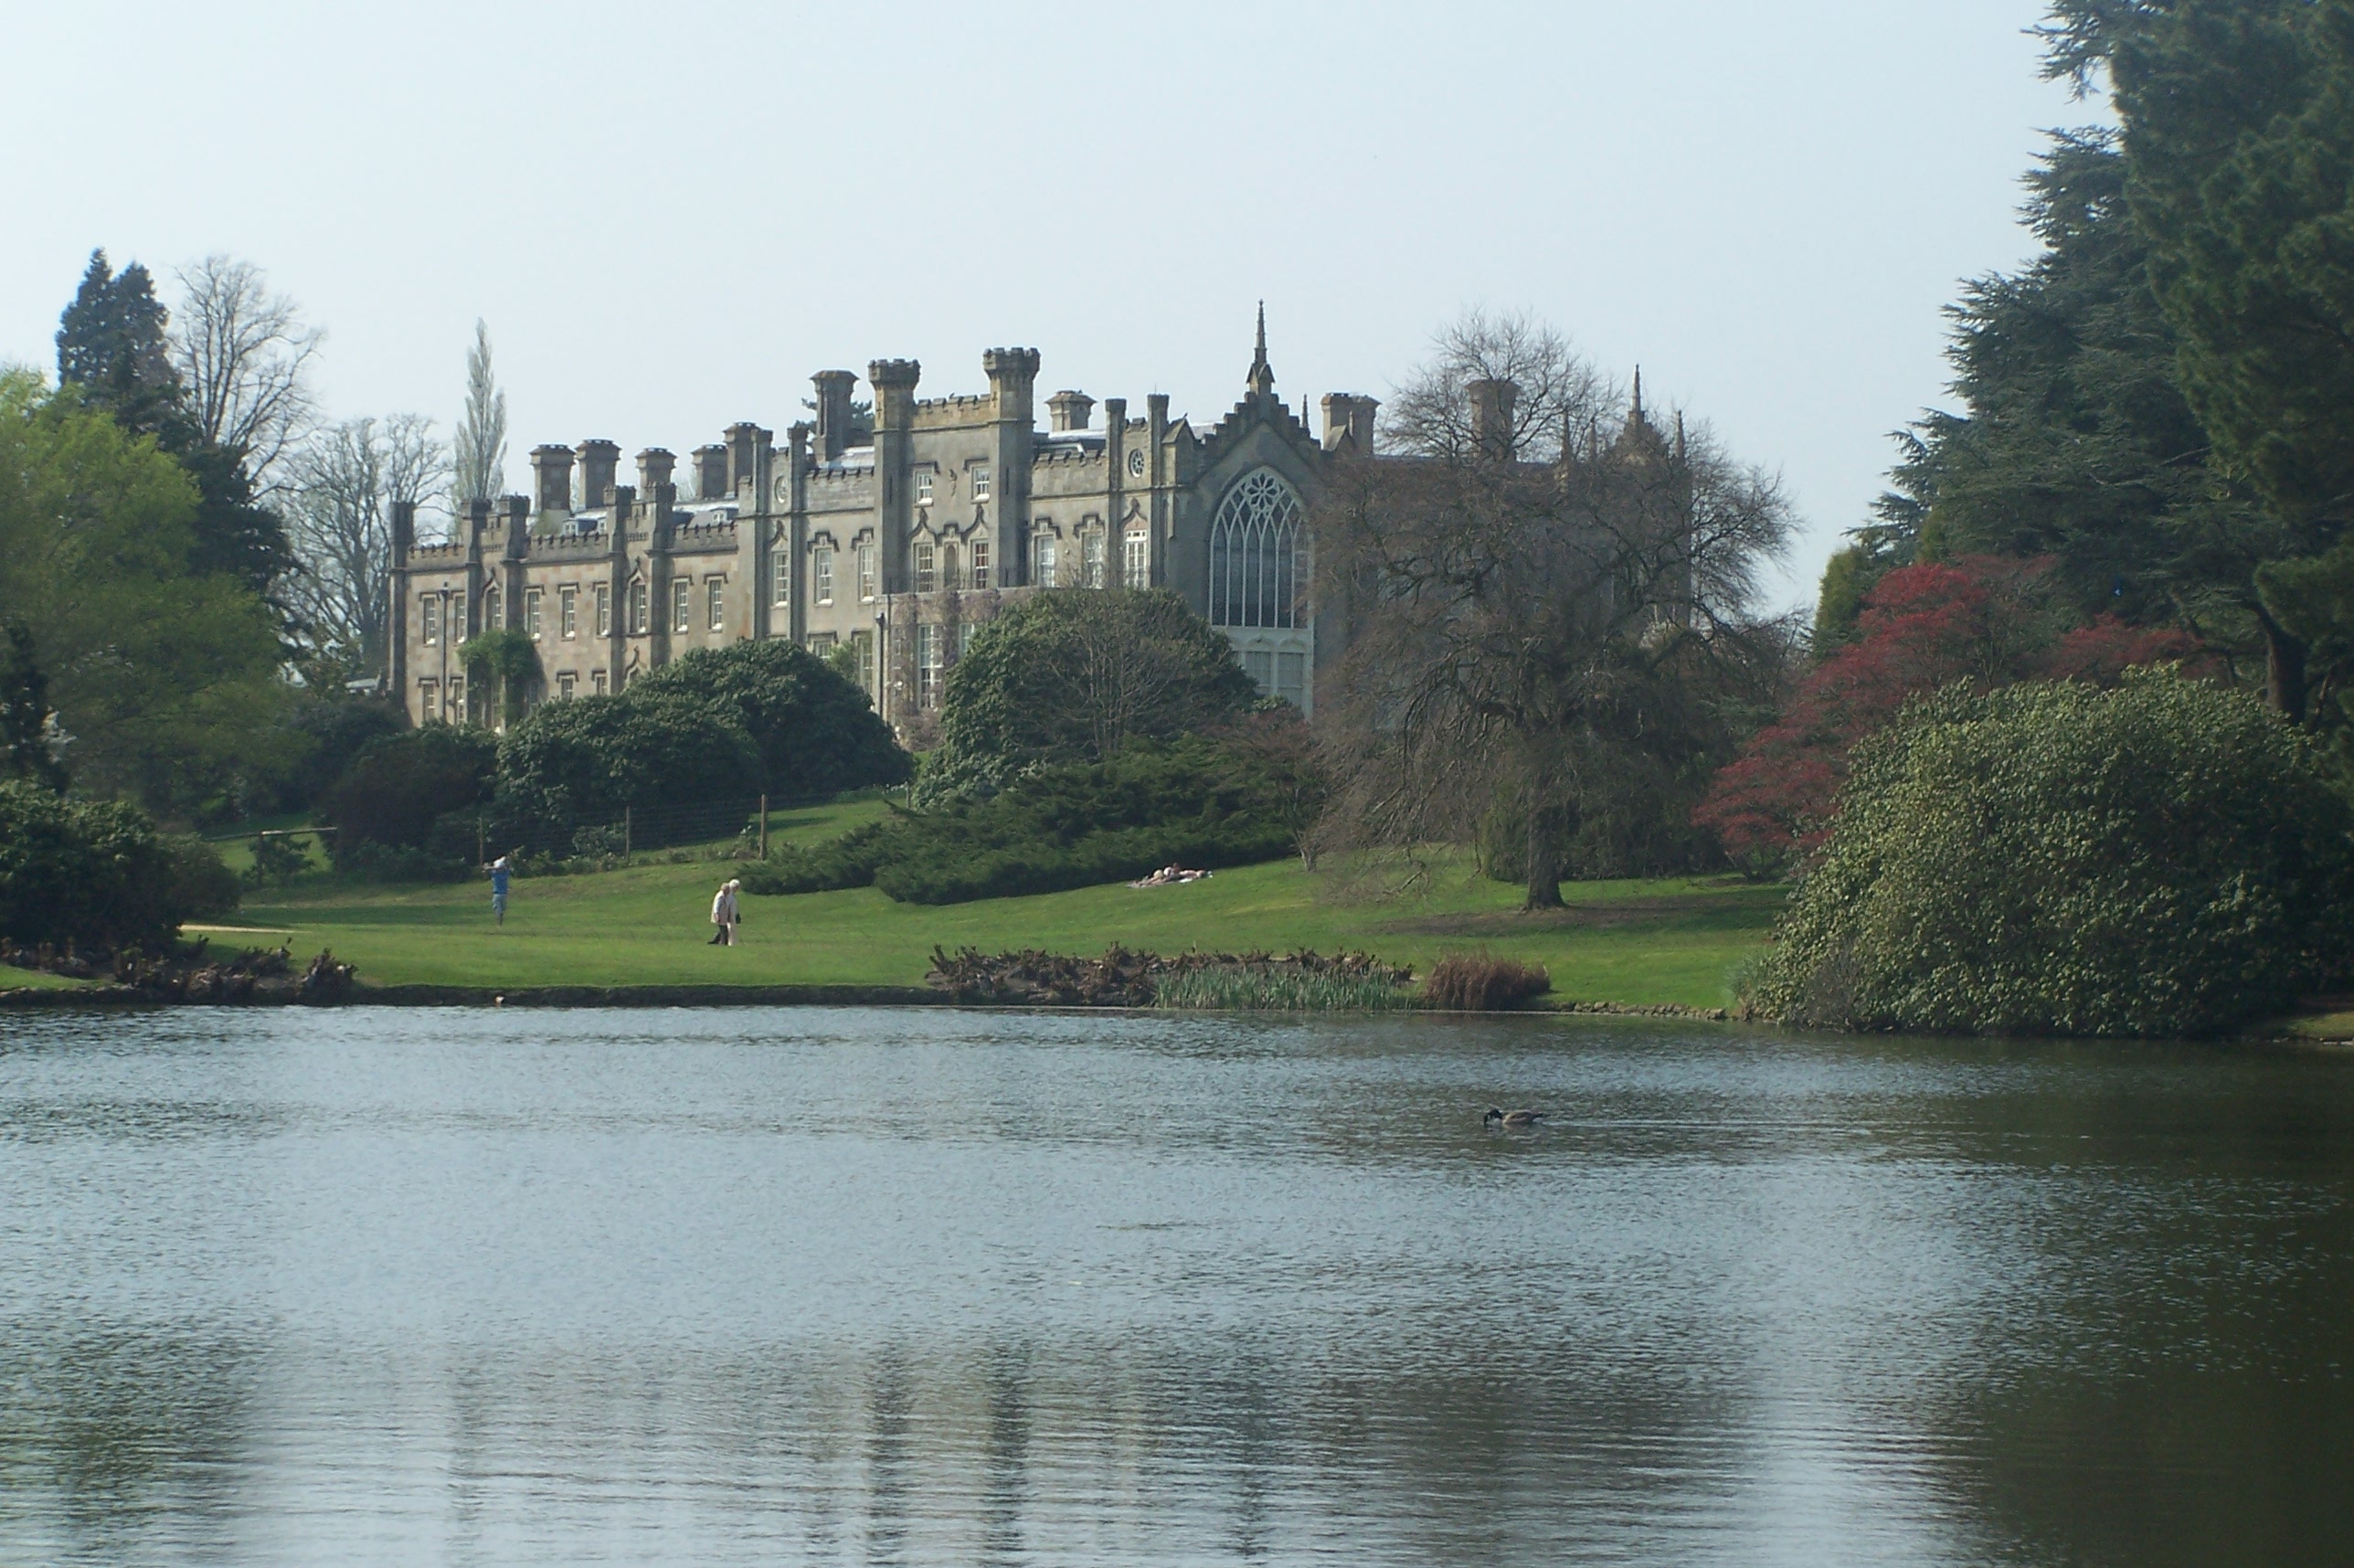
[0,370,292,811]
[925,588,1261,803]
[631,639,908,800]
[54,249,294,610]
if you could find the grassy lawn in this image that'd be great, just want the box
[0,966,103,992]
[239,798,1782,1009]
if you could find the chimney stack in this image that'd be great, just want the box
[577,440,620,508]
[694,444,729,501]
[529,444,575,517]
[811,369,857,461]
[726,421,771,499]
[1046,389,1095,433]
[636,448,674,498]
[1468,378,1518,460]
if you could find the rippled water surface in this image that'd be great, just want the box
[1,1007,2349,1565]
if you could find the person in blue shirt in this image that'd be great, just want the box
[489,855,512,926]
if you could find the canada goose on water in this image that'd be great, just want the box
[1484,1107,1543,1128]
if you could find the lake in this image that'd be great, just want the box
[0,1006,2348,1565]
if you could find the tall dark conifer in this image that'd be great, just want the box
[53,249,295,614]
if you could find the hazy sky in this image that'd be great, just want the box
[3,2,2085,611]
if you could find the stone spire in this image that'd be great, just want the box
[1246,302,1276,397]
[1630,365,1644,426]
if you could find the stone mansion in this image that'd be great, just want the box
[387,315,1373,733]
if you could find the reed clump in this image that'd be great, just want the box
[1155,965,1412,1012]
[1422,955,1553,1011]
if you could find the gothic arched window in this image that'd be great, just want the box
[1208,468,1304,628]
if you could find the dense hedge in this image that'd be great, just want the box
[1745,671,2354,1037]
[493,642,907,853]
[0,780,238,948]
[630,641,909,800]
[319,642,910,868]
[741,736,1298,905]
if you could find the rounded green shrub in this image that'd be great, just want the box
[1746,670,2354,1037]
[923,588,1258,803]
[0,780,236,948]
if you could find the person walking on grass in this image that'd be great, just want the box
[488,854,513,927]
[709,878,742,947]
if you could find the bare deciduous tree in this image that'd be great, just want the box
[1313,313,1797,907]
[453,319,508,504]
[284,416,450,681]
[170,255,322,491]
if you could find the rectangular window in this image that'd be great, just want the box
[525,587,544,639]
[956,621,974,660]
[770,550,790,608]
[917,471,933,505]
[853,629,875,694]
[914,541,936,594]
[1034,535,1057,587]
[809,632,838,654]
[971,466,991,502]
[418,678,437,713]
[1123,528,1149,589]
[452,595,471,641]
[591,668,609,696]
[708,577,726,632]
[941,543,961,591]
[971,540,990,590]
[814,546,834,604]
[557,672,577,699]
[857,543,877,601]
[630,580,649,634]
[1083,531,1106,588]
[1245,650,1273,693]
[916,623,942,710]
[672,577,690,633]
[595,584,611,637]
[1276,651,1306,708]
[422,599,440,645]
[448,675,466,721]
[560,586,578,638]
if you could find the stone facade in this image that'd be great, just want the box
[388,314,1370,733]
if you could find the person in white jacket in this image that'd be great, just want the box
[708,878,741,947]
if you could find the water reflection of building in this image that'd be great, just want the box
[388,310,1370,736]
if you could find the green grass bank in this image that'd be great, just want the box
[224,801,1780,1009]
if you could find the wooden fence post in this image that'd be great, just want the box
[623,804,631,858]
[758,794,769,859]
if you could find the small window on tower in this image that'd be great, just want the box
[422,599,440,645]
[596,584,612,637]
[525,587,543,639]
[560,586,578,638]
[917,471,933,505]
[972,466,991,502]
[770,550,790,607]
